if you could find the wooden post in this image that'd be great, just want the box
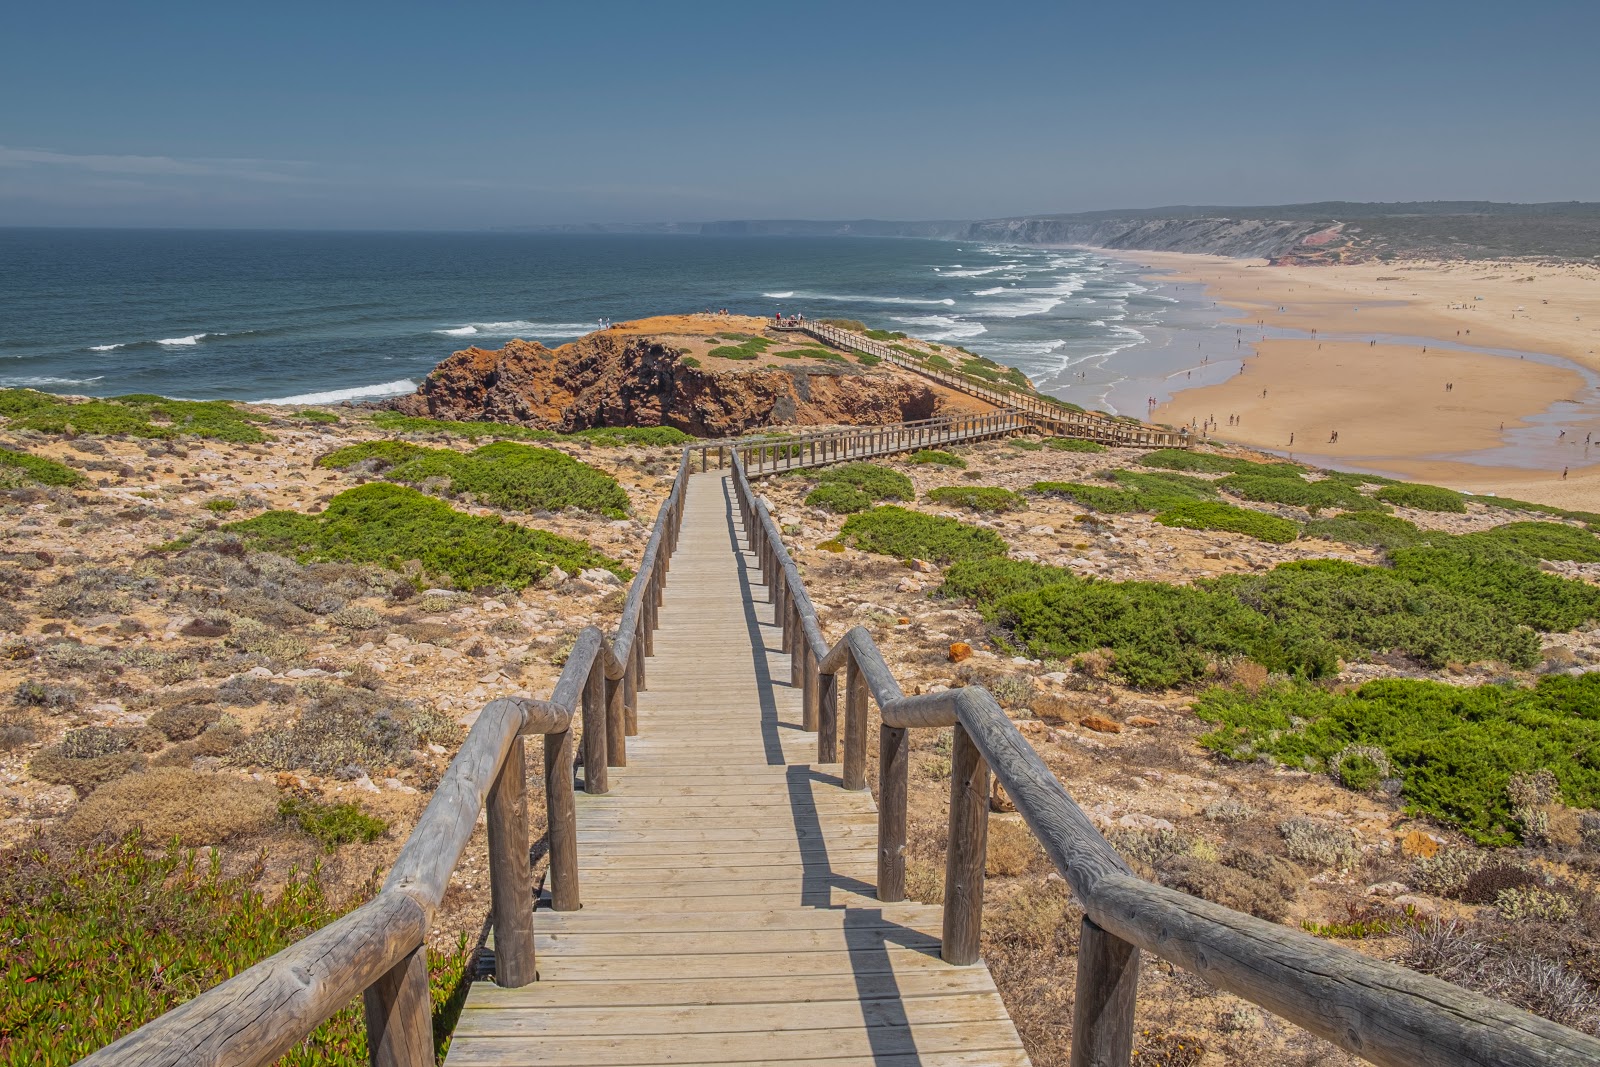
[633,623,647,692]
[790,604,804,687]
[362,945,432,1067]
[878,723,907,902]
[605,669,626,767]
[942,724,988,966]
[486,736,536,987]
[801,643,818,732]
[843,655,868,791]
[622,656,638,735]
[1071,917,1140,1067]
[817,670,838,763]
[582,659,608,795]
[544,729,579,911]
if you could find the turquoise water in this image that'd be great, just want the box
[0,230,1219,412]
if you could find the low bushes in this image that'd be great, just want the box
[1218,473,1383,514]
[1029,481,1143,512]
[0,446,86,487]
[1155,500,1301,544]
[1044,438,1106,453]
[1302,513,1425,550]
[1195,673,1600,845]
[65,768,278,844]
[0,389,269,443]
[323,441,630,517]
[233,684,457,777]
[839,506,1008,564]
[1388,545,1600,632]
[908,449,967,468]
[1450,521,1600,564]
[804,462,913,514]
[926,486,1025,513]
[228,483,628,589]
[708,335,773,360]
[363,411,691,446]
[1139,449,1298,477]
[1378,482,1467,513]
[278,797,388,849]
[939,558,1078,618]
[0,834,472,1064]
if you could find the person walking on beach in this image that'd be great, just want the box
[1329,430,1339,444]
[1563,467,1569,480]
[1289,433,1295,446]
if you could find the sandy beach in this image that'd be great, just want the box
[1138,251,1600,506]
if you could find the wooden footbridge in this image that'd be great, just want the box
[83,449,1600,1067]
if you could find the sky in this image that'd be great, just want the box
[2,0,1598,229]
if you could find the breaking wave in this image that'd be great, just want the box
[255,379,419,405]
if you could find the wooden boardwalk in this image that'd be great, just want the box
[446,472,1030,1067]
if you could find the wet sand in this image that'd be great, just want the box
[1128,251,1600,504]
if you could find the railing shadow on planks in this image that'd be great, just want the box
[75,452,693,1067]
[74,442,1600,1067]
[775,319,1194,449]
[729,450,1600,1067]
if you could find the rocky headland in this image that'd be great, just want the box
[391,314,985,436]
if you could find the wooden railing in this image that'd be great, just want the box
[728,449,1600,1067]
[684,409,1030,476]
[780,320,1192,449]
[77,451,694,1067]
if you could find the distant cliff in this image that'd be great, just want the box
[960,216,1332,260]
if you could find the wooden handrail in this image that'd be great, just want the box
[727,449,1600,1067]
[783,320,1193,449]
[76,451,695,1067]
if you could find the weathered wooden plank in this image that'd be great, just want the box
[460,968,1000,1008]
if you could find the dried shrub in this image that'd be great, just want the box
[329,604,381,631]
[1497,887,1576,923]
[217,675,296,706]
[13,680,82,711]
[0,705,40,751]
[148,704,221,742]
[1401,919,1600,1033]
[1279,818,1359,870]
[986,878,1078,955]
[986,818,1041,877]
[1202,798,1259,823]
[234,687,456,775]
[180,618,231,638]
[65,768,278,844]
[226,619,310,665]
[1159,847,1303,922]
[1411,849,1489,896]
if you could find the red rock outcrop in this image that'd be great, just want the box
[392,331,967,437]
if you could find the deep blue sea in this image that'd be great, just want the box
[0,230,1245,415]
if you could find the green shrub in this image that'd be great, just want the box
[203,499,238,513]
[297,409,340,424]
[1388,546,1600,632]
[864,328,908,341]
[1302,513,1426,550]
[709,335,772,361]
[1466,494,1600,526]
[0,446,86,487]
[1155,501,1301,544]
[1109,469,1218,501]
[805,484,873,514]
[0,389,268,443]
[1450,521,1600,564]
[840,506,1008,564]
[939,558,1077,617]
[327,441,630,517]
[856,352,881,367]
[1218,473,1384,515]
[1029,481,1144,512]
[366,411,556,440]
[1377,483,1467,513]
[1007,438,1044,451]
[1195,673,1600,844]
[0,833,471,1064]
[925,353,954,371]
[279,797,388,849]
[1209,560,1541,669]
[927,486,1025,513]
[819,318,867,332]
[228,483,627,589]
[1044,438,1106,453]
[815,462,913,502]
[1139,449,1299,477]
[993,580,1335,689]
[680,355,701,368]
[908,449,967,469]
[318,440,431,471]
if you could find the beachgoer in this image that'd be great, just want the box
[1289,433,1295,446]
[1563,467,1569,480]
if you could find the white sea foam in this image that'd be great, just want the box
[793,291,955,307]
[971,287,1008,296]
[0,375,106,387]
[436,321,591,339]
[255,379,418,405]
[88,343,126,352]
[889,314,987,341]
[156,333,210,346]
[970,277,1087,318]
[761,291,795,298]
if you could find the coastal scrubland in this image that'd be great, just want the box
[6,338,1600,1063]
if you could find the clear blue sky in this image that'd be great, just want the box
[3,0,1597,229]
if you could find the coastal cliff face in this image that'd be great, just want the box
[392,332,949,436]
[961,216,1335,261]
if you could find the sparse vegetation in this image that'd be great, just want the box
[0,446,87,488]
[840,506,1008,565]
[279,796,389,849]
[926,485,1025,513]
[64,768,279,844]
[1043,437,1106,453]
[907,449,967,468]
[0,389,269,443]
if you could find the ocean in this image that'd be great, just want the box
[0,229,1243,415]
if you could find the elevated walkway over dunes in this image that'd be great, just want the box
[776,320,1192,449]
[79,451,1600,1067]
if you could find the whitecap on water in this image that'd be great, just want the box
[255,379,419,405]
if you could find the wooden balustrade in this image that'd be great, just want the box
[76,451,694,1067]
[727,450,1600,1067]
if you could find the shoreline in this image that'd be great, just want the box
[1105,249,1600,508]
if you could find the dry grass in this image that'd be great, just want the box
[65,767,279,844]
[986,817,1042,877]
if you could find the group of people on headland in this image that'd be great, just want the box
[774,311,807,326]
